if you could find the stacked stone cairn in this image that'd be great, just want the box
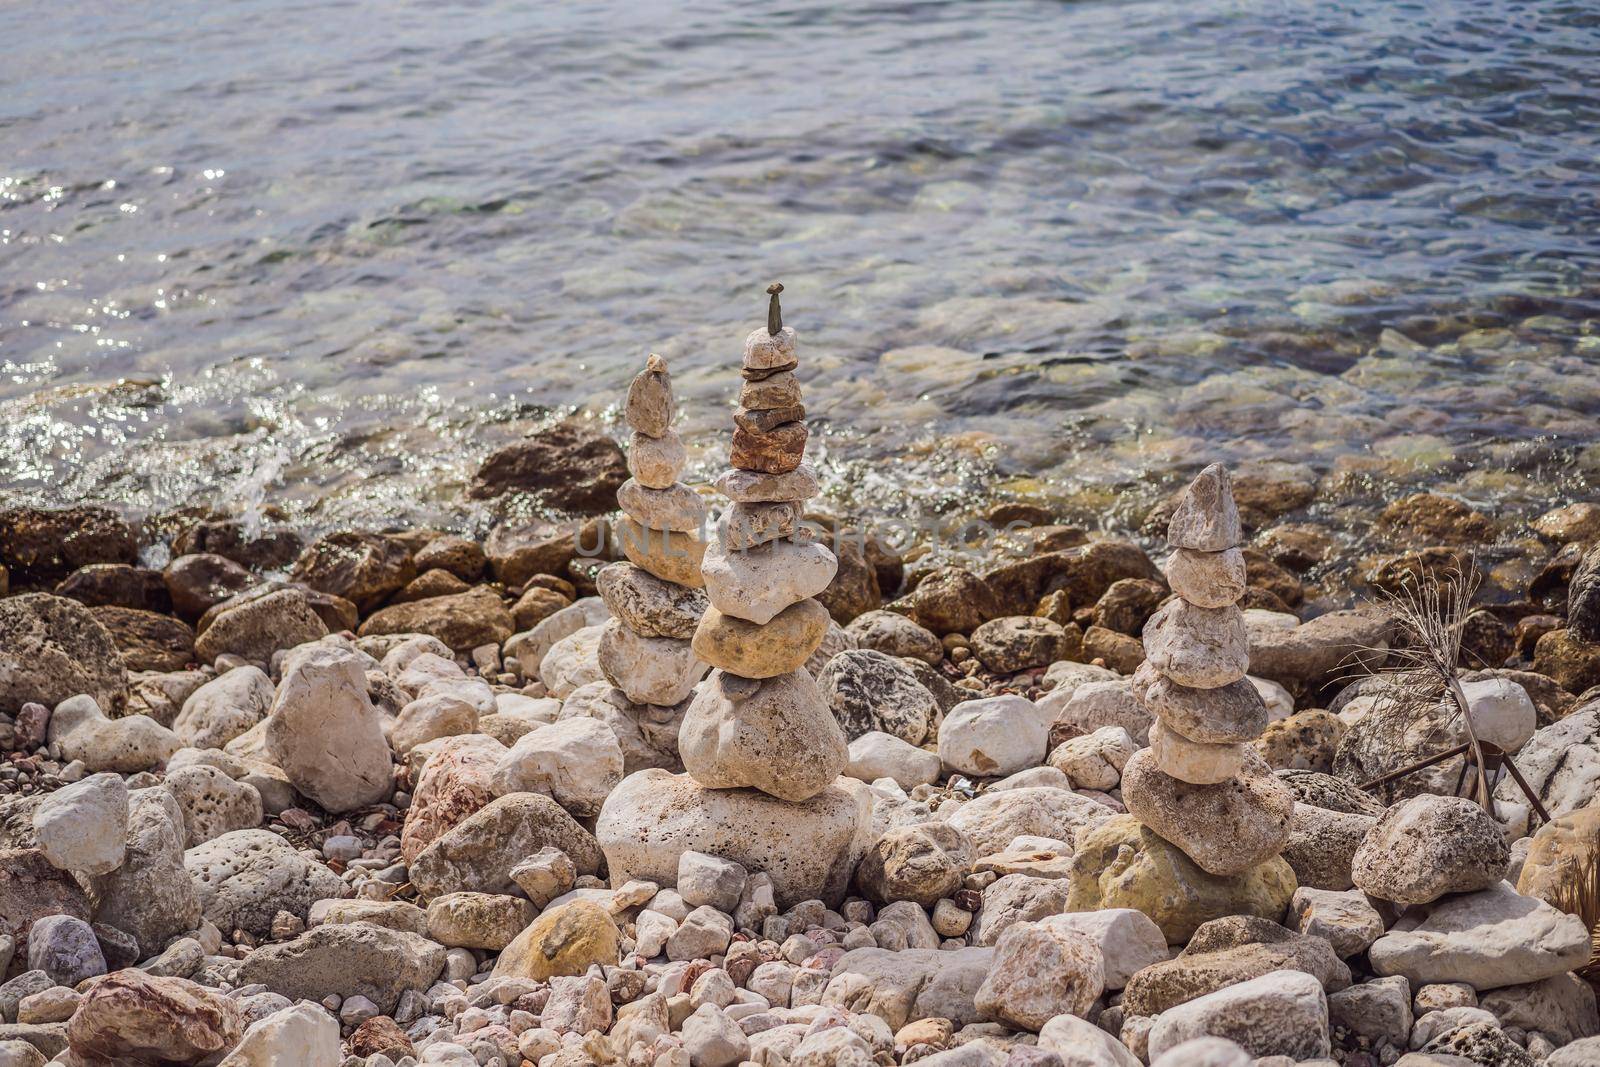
[678,284,850,801]
[1122,462,1297,876]
[596,353,710,708]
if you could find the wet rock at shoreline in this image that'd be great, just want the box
[469,418,628,512]
[193,587,330,666]
[0,594,128,715]
[357,585,514,652]
[0,505,137,582]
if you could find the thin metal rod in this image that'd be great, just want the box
[1500,752,1553,827]
[1360,742,1471,790]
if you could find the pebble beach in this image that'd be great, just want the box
[2,297,1600,1067]
[6,1,1600,1065]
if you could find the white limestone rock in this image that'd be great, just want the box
[595,769,870,908]
[264,644,392,813]
[938,695,1048,778]
[32,771,128,876]
[173,666,275,751]
[1038,909,1170,991]
[946,786,1116,859]
[1046,680,1154,746]
[217,1003,338,1066]
[974,919,1104,1030]
[1368,880,1591,990]
[678,668,849,802]
[185,828,344,938]
[1142,600,1250,690]
[489,717,625,817]
[164,764,263,847]
[539,622,608,699]
[596,619,706,707]
[1164,548,1247,610]
[846,731,942,789]
[1038,1014,1142,1067]
[1047,726,1138,791]
[48,695,180,774]
[1148,719,1248,786]
[503,596,609,677]
[1146,969,1330,1060]
[700,536,838,626]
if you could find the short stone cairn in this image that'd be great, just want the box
[1122,462,1297,876]
[596,353,710,707]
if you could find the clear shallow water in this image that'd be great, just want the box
[4,0,1599,543]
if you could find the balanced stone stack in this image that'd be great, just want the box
[596,354,710,708]
[1122,463,1296,877]
[679,285,850,802]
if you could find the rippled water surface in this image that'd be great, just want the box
[5,0,1599,538]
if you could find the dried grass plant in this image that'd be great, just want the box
[1546,827,1600,984]
[1353,557,1497,809]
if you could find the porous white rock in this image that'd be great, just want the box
[678,668,849,802]
[165,764,264,847]
[700,536,838,626]
[938,695,1048,778]
[596,769,870,908]
[48,694,180,774]
[265,644,392,813]
[32,771,128,875]
[490,717,625,817]
[185,828,345,937]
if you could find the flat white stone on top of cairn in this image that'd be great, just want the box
[1121,462,1295,877]
[680,283,848,802]
[596,353,710,707]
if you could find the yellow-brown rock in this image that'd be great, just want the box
[1066,814,1297,944]
[690,599,830,679]
[491,900,619,981]
[617,516,705,588]
[1518,805,1600,911]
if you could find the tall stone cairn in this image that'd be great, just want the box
[1121,463,1297,877]
[677,284,850,802]
[596,354,710,707]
